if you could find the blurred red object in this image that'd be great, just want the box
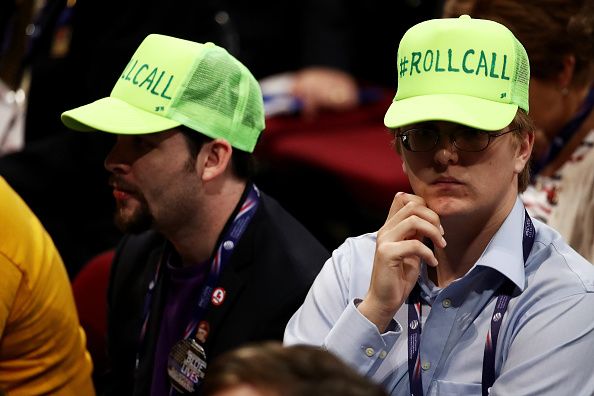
[71,249,114,379]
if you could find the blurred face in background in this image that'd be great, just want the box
[528,78,568,155]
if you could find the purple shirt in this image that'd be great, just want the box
[150,256,208,396]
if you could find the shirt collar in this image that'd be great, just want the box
[419,197,528,293]
[475,197,527,291]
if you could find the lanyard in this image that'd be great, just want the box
[135,183,261,371]
[407,211,535,396]
[532,87,594,177]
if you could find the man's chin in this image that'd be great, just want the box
[114,213,153,234]
[426,196,468,218]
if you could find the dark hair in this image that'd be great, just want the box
[202,342,388,396]
[445,0,594,86]
[178,125,256,180]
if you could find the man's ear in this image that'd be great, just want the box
[201,139,233,182]
[514,129,535,174]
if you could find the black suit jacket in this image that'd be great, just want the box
[105,192,329,395]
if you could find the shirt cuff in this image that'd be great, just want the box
[324,298,402,375]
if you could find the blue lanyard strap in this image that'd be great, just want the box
[481,281,515,396]
[408,287,424,396]
[135,183,261,371]
[408,211,535,396]
[182,183,260,339]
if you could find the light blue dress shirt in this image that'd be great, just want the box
[285,198,594,395]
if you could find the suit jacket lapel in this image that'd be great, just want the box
[135,243,168,395]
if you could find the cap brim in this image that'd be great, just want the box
[384,94,518,131]
[61,97,181,134]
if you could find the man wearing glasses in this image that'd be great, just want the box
[285,15,594,396]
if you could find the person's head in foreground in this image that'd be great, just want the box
[61,34,264,237]
[385,15,534,225]
[201,342,388,396]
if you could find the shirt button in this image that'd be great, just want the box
[365,347,375,357]
[379,350,387,359]
[422,362,431,370]
[442,298,452,308]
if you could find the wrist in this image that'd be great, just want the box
[357,297,400,333]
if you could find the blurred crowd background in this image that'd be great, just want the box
[0,0,445,278]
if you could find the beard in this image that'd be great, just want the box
[110,175,154,234]
[113,199,154,234]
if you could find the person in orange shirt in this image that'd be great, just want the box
[0,177,94,395]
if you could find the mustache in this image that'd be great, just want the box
[108,175,138,194]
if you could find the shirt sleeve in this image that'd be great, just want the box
[0,255,23,339]
[492,291,594,395]
[284,237,402,378]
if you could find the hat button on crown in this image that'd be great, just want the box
[459,14,471,20]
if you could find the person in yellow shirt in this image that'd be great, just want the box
[0,177,94,395]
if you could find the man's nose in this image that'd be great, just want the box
[104,138,131,174]
[433,132,459,165]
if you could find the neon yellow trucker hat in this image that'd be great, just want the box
[61,34,265,152]
[384,15,530,131]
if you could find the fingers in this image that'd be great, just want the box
[387,191,426,220]
[377,238,438,268]
[361,239,432,331]
[361,191,443,331]
[383,214,446,251]
[387,193,441,233]
[381,192,445,252]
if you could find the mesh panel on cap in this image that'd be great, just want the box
[241,76,264,133]
[511,38,530,112]
[171,46,264,152]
